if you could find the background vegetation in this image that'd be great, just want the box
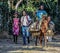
[0,0,59,32]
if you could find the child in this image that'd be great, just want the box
[12,12,20,44]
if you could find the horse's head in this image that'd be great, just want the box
[29,20,41,31]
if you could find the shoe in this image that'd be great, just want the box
[23,44,26,46]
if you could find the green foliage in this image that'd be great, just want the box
[17,0,57,19]
[0,0,60,32]
[17,0,60,31]
[0,1,9,31]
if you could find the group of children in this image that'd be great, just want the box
[12,5,55,46]
[12,10,32,44]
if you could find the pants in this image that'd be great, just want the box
[13,35,18,44]
[22,26,30,45]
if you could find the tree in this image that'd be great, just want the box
[15,0,23,10]
[0,0,60,32]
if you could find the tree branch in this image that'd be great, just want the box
[15,0,23,10]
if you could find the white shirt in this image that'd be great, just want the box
[21,15,31,26]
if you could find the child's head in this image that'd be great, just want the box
[42,15,47,20]
[14,12,18,18]
[47,15,51,22]
[22,9,27,16]
[39,5,44,10]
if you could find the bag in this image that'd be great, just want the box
[46,29,54,36]
[26,15,31,27]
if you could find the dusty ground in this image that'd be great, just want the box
[0,34,60,53]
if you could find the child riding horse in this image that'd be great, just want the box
[29,15,48,46]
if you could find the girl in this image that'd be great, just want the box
[12,12,20,44]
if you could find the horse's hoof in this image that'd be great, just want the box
[44,45,48,48]
[35,44,37,46]
[40,45,43,48]
[40,46,43,48]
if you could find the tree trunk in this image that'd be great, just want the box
[15,0,23,10]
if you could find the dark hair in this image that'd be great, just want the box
[38,4,45,10]
[14,11,18,15]
[22,9,28,16]
[40,4,44,7]
[48,15,52,19]
[23,9,27,13]
[23,9,25,11]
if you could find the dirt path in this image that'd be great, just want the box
[0,34,60,53]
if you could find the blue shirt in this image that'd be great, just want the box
[36,10,47,20]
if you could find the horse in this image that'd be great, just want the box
[39,17,48,46]
[29,20,41,45]
[29,15,48,46]
[39,16,55,46]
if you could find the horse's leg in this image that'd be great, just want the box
[39,31,43,46]
[44,33,47,47]
[35,36,38,46]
